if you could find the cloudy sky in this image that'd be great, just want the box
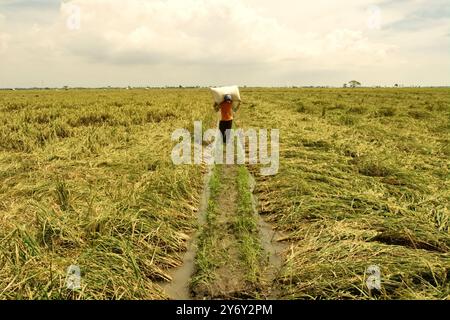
[0,0,448,87]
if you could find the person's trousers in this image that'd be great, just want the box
[219,120,233,143]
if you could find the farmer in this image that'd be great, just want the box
[214,94,240,143]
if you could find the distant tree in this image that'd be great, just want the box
[394,84,399,87]
[343,83,347,88]
[348,80,361,88]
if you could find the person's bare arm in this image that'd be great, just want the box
[233,101,241,112]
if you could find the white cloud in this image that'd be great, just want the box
[0,0,448,87]
[42,0,395,67]
[0,33,10,53]
[0,13,8,53]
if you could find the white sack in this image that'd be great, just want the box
[210,86,241,104]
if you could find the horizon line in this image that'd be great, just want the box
[1,85,450,90]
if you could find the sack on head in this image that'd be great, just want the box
[210,86,241,105]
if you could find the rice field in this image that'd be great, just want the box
[237,87,450,299]
[0,87,449,299]
[0,89,215,299]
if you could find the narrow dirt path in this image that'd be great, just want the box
[192,165,253,299]
[160,143,288,300]
[193,163,290,299]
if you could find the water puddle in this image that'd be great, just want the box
[159,164,213,300]
[248,173,289,299]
